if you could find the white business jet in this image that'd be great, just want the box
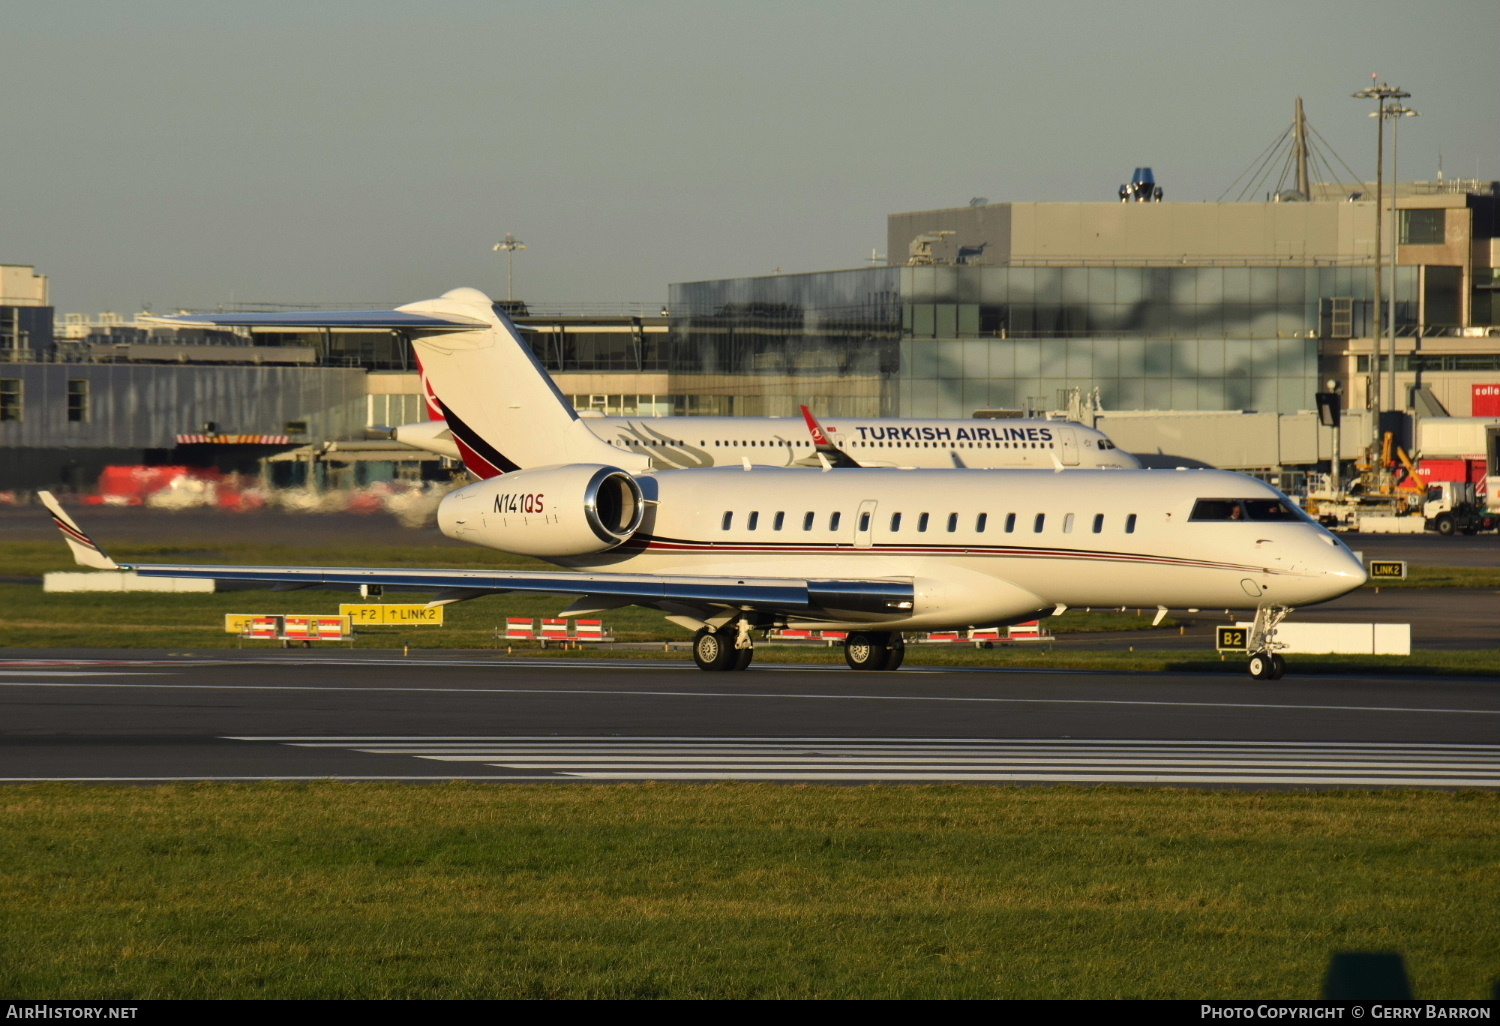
[49,288,1364,677]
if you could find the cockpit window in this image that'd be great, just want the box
[1190,499,1245,521]
[1243,499,1300,521]
[1191,498,1303,522]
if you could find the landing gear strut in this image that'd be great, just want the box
[1246,606,1290,679]
[692,619,755,672]
[843,631,905,671]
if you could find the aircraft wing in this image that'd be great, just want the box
[38,493,912,619]
[145,310,487,330]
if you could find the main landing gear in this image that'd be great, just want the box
[843,631,905,672]
[692,620,755,671]
[1246,606,1290,680]
[691,623,907,672]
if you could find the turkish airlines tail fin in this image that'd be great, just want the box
[799,405,863,469]
[400,289,650,478]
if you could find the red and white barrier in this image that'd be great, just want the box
[573,620,613,643]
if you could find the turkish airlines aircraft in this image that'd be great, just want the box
[55,287,1364,677]
[391,406,1138,471]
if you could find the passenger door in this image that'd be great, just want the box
[1060,427,1080,466]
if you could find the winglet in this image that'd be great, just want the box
[38,491,119,570]
[799,405,863,469]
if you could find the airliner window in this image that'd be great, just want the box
[1125,514,1137,534]
[773,512,785,531]
[1063,513,1075,534]
[890,512,902,531]
[1034,513,1046,532]
[858,512,871,531]
[747,511,759,530]
[1093,513,1104,533]
[1190,500,1246,521]
[947,513,958,533]
[803,511,814,531]
[976,513,988,532]
[1005,513,1016,533]
[918,513,929,532]
[721,512,733,530]
[830,512,841,531]
[1244,500,1300,521]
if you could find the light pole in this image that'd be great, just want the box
[1353,79,1409,463]
[493,233,526,303]
[1380,104,1418,418]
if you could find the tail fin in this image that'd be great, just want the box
[38,491,119,570]
[401,288,649,477]
[799,405,863,469]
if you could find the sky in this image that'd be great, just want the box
[3,0,1497,315]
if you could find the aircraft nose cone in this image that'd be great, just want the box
[1319,539,1367,598]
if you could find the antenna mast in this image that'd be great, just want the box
[1293,97,1311,199]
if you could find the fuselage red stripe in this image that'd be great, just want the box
[620,535,1271,574]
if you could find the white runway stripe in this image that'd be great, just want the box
[228,737,1500,788]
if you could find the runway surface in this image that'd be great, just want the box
[2,654,1497,788]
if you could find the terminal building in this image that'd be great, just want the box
[667,179,1498,423]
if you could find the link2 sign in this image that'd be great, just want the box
[339,604,445,626]
[1368,561,1407,581]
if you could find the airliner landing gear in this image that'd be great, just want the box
[692,620,755,671]
[844,631,904,671]
[1246,606,1291,679]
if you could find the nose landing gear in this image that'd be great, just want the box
[1247,651,1286,680]
[1246,606,1291,679]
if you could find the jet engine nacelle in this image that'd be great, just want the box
[436,464,645,557]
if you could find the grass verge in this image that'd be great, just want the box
[0,783,1495,999]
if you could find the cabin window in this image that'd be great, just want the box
[803,511,814,531]
[858,511,871,532]
[890,512,902,531]
[1125,514,1137,534]
[830,511,842,531]
[1004,513,1016,533]
[918,513,930,532]
[947,513,958,532]
[1033,513,1046,532]
[1063,513,1075,534]
[1093,513,1104,533]
[747,511,759,530]
[773,512,785,531]
[976,513,988,532]
[721,512,733,530]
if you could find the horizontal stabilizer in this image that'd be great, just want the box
[146,309,488,330]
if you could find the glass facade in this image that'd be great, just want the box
[901,264,1416,340]
[899,336,1316,417]
[669,269,902,376]
[663,263,1415,417]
